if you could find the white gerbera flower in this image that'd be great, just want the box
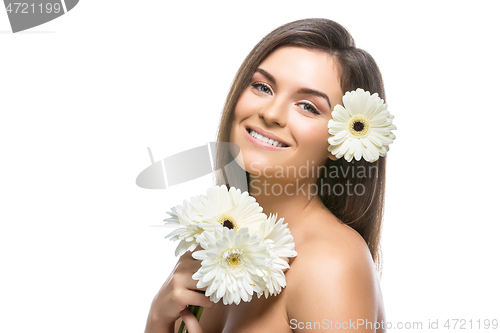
[164,195,207,256]
[327,88,396,162]
[197,185,267,234]
[192,227,269,305]
[256,214,297,298]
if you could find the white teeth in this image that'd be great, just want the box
[250,130,284,147]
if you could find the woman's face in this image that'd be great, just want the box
[230,46,344,180]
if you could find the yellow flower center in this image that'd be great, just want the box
[348,115,370,138]
[228,253,240,266]
[222,249,244,270]
[219,215,238,231]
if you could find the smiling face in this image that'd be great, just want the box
[229,46,344,180]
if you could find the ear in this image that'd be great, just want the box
[326,149,339,161]
[328,154,339,161]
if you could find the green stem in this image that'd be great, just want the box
[177,305,204,333]
[177,291,206,333]
[195,306,204,321]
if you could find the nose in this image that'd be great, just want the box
[258,98,288,127]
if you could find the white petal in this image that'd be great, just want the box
[353,140,363,161]
[331,105,350,123]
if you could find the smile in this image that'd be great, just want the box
[245,127,290,149]
[249,130,285,147]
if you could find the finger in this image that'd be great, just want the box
[187,286,207,293]
[182,290,214,309]
[178,254,203,272]
[179,274,202,291]
[180,308,203,333]
[176,272,207,292]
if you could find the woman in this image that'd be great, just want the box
[146,18,394,333]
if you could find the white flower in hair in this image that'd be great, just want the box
[327,88,396,162]
[192,226,269,305]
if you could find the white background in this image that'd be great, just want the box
[1,1,499,332]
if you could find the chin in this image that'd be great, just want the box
[237,151,272,174]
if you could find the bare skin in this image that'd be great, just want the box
[145,47,386,332]
[202,197,385,333]
[145,197,385,333]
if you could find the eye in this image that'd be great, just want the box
[251,82,273,95]
[298,102,320,115]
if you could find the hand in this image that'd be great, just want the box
[145,250,214,332]
[179,308,204,333]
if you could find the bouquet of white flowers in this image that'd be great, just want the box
[164,185,297,332]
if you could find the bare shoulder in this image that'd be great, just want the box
[284,211,385,331]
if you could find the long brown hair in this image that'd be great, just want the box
[216,18,387,270]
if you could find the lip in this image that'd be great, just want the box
[244,125,290,150]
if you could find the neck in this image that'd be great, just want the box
[247,174,324,228]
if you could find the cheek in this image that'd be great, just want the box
[234,91,257,120]
[290,116,331,159]
[313,126,330,150]
[230,94,249,143]
[290,113,330,146]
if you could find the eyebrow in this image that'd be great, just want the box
[255,68,331,109]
